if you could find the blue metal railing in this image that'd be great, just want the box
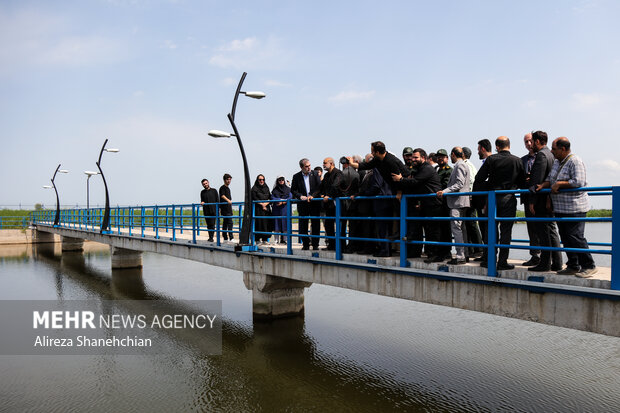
[29,186,617,290]
[0,216,30,229]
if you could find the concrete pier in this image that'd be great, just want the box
[33,230,55,244]
[110,246,143,269]
[244,272,312,320]
[61,236,84,252]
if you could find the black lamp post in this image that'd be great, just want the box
[47,164,68,226]
[95,139,119,233]
[208,72,265,249]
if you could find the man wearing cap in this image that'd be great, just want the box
[435,149,453,260]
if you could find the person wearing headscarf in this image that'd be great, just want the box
[271,174,292,244]
[251,174,272,244]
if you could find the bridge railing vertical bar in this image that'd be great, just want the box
[335,197,342,261]
[487,191,497,277]
[155,205,159,239]
[180,206,184,234]
[216,203,221,246]
[140,206,145,238]
[286,200,293,255]
[129,208,133,236]
[612,186,619,290]
[400,195,408,268]
[171,205,176,241]
[165,206,169,233]
[192,204,197,244]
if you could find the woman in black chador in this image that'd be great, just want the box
[251,174,272,244]
[271,175,292,244]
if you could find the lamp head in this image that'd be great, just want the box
[208,130,233,138]
[84,171,99,176]
[58,169,69,173]
[104,148,120,153]
[243,91,266,99]
[43,185,53,189]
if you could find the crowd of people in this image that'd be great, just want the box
[200,131,597,278]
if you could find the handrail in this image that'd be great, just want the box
[28,186,617,290]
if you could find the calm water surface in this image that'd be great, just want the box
[0,237,618,412]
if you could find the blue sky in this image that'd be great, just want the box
[1,0,618,209]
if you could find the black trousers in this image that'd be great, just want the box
[406,200,423,258]
[324,202,336,249]
[464,207,483,255]
[420,204,441,258]
[203,217,215,240]
[482,195,516,264]
[297,203,320,248]
[524,205,540,257]
[555,212,595,270]
[533,201,562,267]
[221,215,233,240]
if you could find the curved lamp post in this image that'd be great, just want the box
[95,139,119,234]
[48,165,69,226]
[208,72,265,248]
[83,171,99,210]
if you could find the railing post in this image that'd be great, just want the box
[400,195,408,267]
[172,205,176,241]
[286,200,293,255]
[141,207,145,237]
[129,208,133,236]
[155,205,159,239]
[165,206,169,233]
[335,197,342,260]
[216,203,221,246]
[487,191,497,277]
[192,204,197,244]
[180,206,184,234]
[612,187,619,290]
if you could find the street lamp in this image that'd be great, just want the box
[84,171,99,227]
[48,165,69,226]
[208,72,265,249]
[95,139,119,234]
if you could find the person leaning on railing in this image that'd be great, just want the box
[473,136,525,271]
[535,137,597,278]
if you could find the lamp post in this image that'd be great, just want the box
[208,72,265,249]
[48,165,69,226]
[95,139,119,234]
[83,171,99,210]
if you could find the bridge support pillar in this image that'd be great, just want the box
[33,230,55,244]
[61,236,84,252]
[110,246,143,269]
[243,272,312,320]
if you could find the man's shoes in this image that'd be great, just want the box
[557,267,579,275]
[522,257,540,267]
[480,261,488,268]
[473,257,485,262]
[497,263,515,271]
[208,238,214,242]
[322,246,335,251]
[312,245,319,251]
[575,267,597,278]
[301,245,309,251]
[528,265,551,272]
[447,258,467,265]
[373,251,391,257]
[551,263,563,272]
[424,256,444,263]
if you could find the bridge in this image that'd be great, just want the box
[28,187,620,337]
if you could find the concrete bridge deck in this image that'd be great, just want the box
[31,224,620,337]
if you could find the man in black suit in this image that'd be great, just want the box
[527,131,562,272]
[291,158,322,250]
[473,136,525,270]
[520,133,541,266]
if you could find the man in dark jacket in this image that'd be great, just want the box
[527,130,562,272]
[291,158,321,250]
[319,157,344,251]
[392,148,442,261]
[340,157,360,252]
[219,173,234,241]
[520,133,541,266]
[473,136,525,270]
[200,179,219,242]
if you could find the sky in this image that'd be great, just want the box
[1,0,618,209]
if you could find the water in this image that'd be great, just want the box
[0,239,618,412]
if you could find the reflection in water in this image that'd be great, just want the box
[0,243,618,412]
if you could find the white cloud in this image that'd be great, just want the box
[163,40,178,50]
[221,77,237,86]
[209,36,288,70]
[572,93,603,109]
[0,9,126,73]
[598,159,620,173]
[265,79,291,87]
[328,90,376,103]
